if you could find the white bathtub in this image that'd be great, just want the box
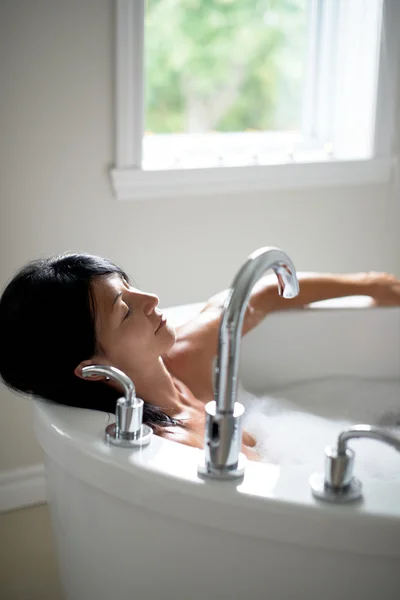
[34,299,400,600]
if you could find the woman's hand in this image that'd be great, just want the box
[361,272,400,307]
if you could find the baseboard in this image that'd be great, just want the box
[0,463,46,512]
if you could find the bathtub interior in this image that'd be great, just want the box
[164,299,400,482]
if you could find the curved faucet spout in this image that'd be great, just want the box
[199,247,299,479]
[215,247,299,414]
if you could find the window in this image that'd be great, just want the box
[144,0,309,170]
[112,0,399,200]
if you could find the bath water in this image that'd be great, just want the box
[238,377,400,481]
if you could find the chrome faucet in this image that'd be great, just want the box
[310,424,400,503]
[82,365,152,448]
[198,246,300,480]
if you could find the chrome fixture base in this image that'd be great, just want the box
[198,452,246,480]
[310,472,363,503]
[201,401,246,480]
[310,425,400,503]
[105,423,153,448]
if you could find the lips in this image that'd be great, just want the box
[155,315,166,334]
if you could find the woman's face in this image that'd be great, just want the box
[86,273,176,376]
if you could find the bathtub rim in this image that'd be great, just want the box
[35,400,400,561]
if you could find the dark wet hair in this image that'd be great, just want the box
[0,253,181,432]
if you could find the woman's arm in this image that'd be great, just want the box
[165,271,400,399]
[249,271,373,317]
[202,271,400,335]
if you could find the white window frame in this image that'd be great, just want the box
[111,0,399,201]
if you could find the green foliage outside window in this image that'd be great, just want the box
[145,0,308,134]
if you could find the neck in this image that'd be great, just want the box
[124,357,184,417]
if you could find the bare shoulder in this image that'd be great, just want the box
[163,297,225,399]
[168,288,231,352]
[164,283,273,397]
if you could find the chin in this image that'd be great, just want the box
[161,322,177,348]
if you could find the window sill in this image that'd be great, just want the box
[110,157,395,201]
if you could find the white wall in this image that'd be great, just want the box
[1,0,399,473]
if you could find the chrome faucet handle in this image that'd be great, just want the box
[310,425,400,503]
[82,364,137,404]
[82,364,152,448]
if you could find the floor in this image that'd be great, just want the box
[0,503,64,600]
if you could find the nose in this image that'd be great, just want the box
[141,292,159,316]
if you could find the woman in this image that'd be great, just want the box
[1,253,399,461]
